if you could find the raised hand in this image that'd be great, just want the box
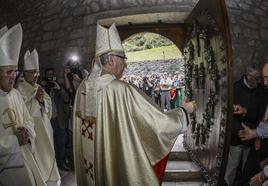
[35,86,44,103]
[239,123,257,141]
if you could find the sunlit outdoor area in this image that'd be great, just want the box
[122,32,185,111]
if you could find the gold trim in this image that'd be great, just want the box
[75,111,96,123]
[3,108,17,132]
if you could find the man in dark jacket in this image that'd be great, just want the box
[224,66,266,185]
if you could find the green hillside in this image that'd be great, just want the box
[123,32,174,52]
[125,45,182,63]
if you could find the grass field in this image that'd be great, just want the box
[125,45,182,63]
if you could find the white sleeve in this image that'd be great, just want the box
[0,135,24,172]
[42,93,52,119]
[21,96,36,152]
[178,107,189,133]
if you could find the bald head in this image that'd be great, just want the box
[262,63,268,88]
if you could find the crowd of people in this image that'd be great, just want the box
[121,73,185,110]
[224,65,268,186]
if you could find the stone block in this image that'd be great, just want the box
[244,0,253,5]
[260,18,268,28]
[240,20,258,29]
[228,8,242,15]
[253,8,265,16]
[227,1,238,8]
[60,9,70,18]
[84,14,95,25]
[70,1,78,7]
[122,0,139,6]
[99,0,110,9]
[70,28,89,39]
[73,7,86,16]
[68,38,85,47]
[91,2,100,12]
[44,19,60,31]
[110,0,121,9]
[243,28,259,39]
[65,1,77,8]
[43,32,53,40]
[61,18,73,28]
[261,30,268,41]
[242,13,258,23]
[247,40,255,46]
[40,41,53,51]
[238,3,250,10]
[54,31,66,39]
[47,0,58,9]
[43,6,61,17]
[82,0,93,5]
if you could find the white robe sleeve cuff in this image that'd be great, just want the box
[43,99,50,114]
[23,125,36,152]
[0,135,24,172]
[179,107,189,133]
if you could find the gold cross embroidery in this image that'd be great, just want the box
[3,108,17,132]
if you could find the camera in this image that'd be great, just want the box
[45,76,56,89]
[70,66,80,75]
[46,81,55,89]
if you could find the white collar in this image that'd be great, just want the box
[243,76,254,89]
[0,88,9,96]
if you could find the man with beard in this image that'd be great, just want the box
[16,49,61,186]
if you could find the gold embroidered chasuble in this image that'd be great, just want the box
[73,74,187,186]
[16,79,60,184]
[0,88,46,186]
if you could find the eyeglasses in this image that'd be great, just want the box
[247,74,262,82]
[111,54,128,61]
[0,69,19,77]
[25,70,40,75]
[263,76,268,81]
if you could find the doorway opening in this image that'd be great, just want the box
[122,32,185,111]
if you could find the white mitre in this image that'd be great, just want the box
[95,23,124,56]
[0,24,23,67]
[23,49,39,70]
[0,26,8,38]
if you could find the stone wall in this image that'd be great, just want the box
[124,59,184,76]
[0,0,197,74]
[226,0,268,80]
[0,0,267,79]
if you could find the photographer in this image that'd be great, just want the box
[40,68,70,171]
[41,68,60,93]
[142,76,153,98]
[63,61,84,105]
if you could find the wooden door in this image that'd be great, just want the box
[183,0,233,185]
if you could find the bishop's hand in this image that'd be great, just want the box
[15,127,29,146]
[182,98,197,114]
[35,86,44,103]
